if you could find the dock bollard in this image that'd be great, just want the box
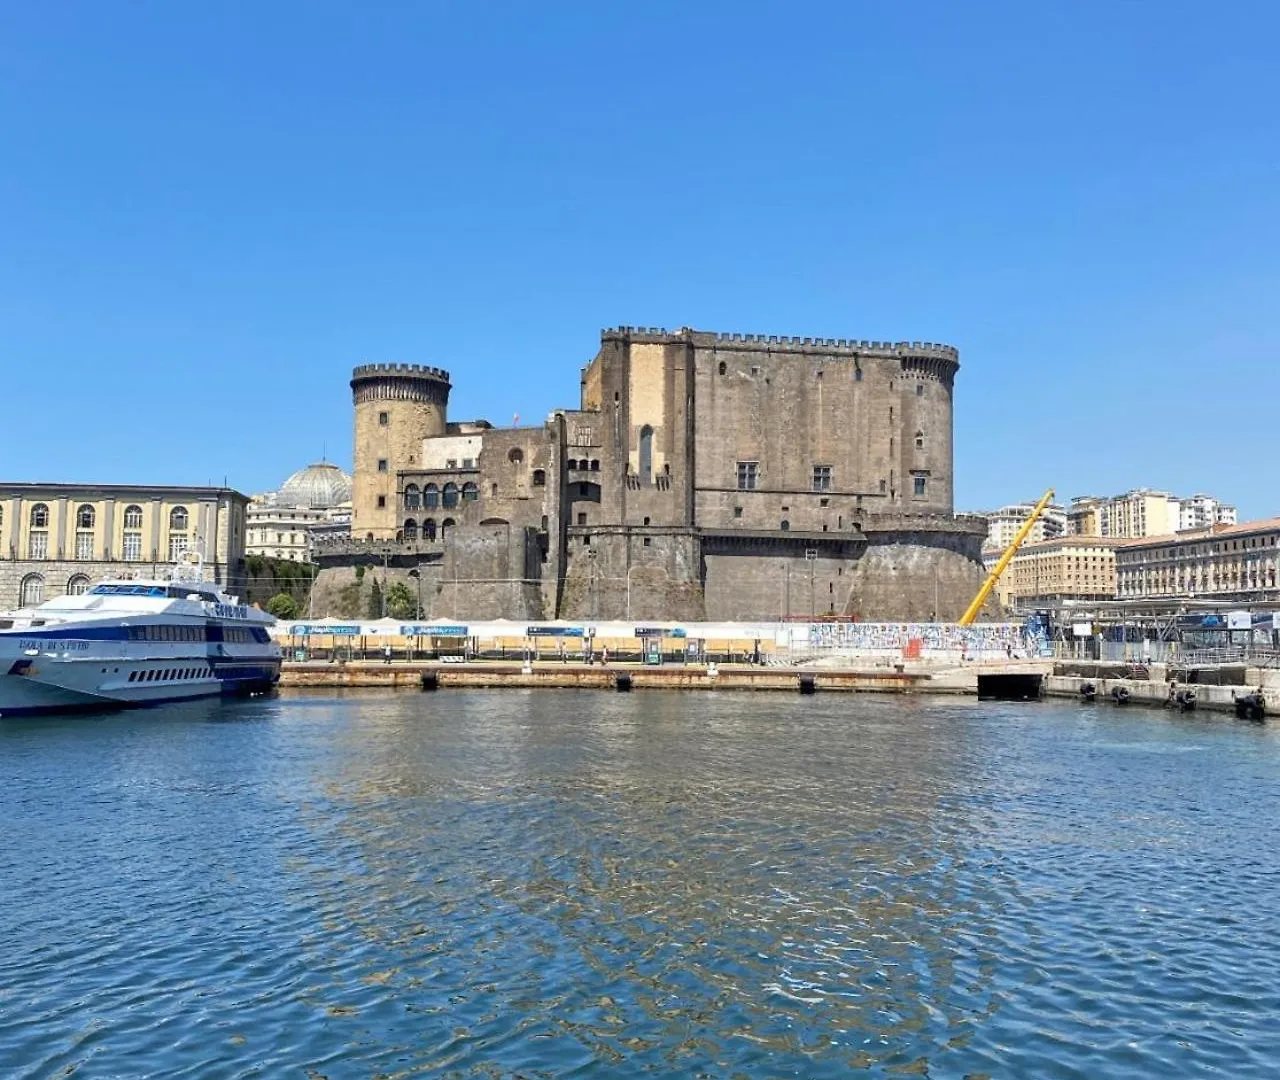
[798,674,817,695]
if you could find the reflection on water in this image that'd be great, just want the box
[2,691,1279,1077]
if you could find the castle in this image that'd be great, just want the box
[310,327,990,621]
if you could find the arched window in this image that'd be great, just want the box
[533,469,546,486]
[442,482,459,508]
[66,574,91,596]
[718,361,726,375]
[591,459,600,471]
[169,506,188,531]
[20,573,44,607]
[76,504,95,529]
[403,518,418,540]
[639,425,654,484]
[915,430,925,450]
[567,459,578,471]
[424,484,439,509]
[440,517,455,539]
[404,484,421,510]
[123,505,143,529]
[508,448,524,465]
[30,503,49,528]
[423,518,437,540]
[461,482,478,502]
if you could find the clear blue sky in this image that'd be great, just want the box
[3,1,1277,517]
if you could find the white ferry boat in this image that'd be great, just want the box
[0,554,280,716]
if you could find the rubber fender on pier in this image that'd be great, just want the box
[615,673,633,692]
[420,671,439,692]
[798,674,817,695]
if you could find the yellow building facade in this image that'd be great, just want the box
[0,484,248,608]
[992,536,1121,608]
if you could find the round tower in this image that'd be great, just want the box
[350,364,451,539]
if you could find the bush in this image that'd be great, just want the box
[367,580,383,619]
[385,581,416,620]
[266,593,300,619]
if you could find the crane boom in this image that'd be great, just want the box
[958,488,1056,626]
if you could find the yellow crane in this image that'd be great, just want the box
[958,488,1056,626]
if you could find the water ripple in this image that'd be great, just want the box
[1,693,1279,1076]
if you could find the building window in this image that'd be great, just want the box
[718,361,727,375]
[639,425,654,484]
[123,531,143,561]
[377,459,388,473]
[403,518,418,540]
[66,574,90,596]
[579,482,590,497]
[28,531,48,560]
[424,484,439,509]
[30,503,49,529]
[737,462,759,490]
[578,512,587,525]
[461,482,478,502]
[20,573,44,607]
[780,520,790,531]
[913,475,927,498]
[168,535,189,561]
[75,531,94,560]
[591,460,600,471]
[442,483,459,508]
[812,465,832,492]
[533,469,546,486]
[404,484,421,510]
[916,383,924,397]
[123,505,143,529]
[879,479,887,494]
[445,459,457,469]
[734,506,743,518]
[508,448,524,465]
[423,518,437,540]
[567,459,578,471]
[376,495,386,509]
[76,504,95,529]
[169,506,188,532]
[915,430,924,450]
[378,411,389,426]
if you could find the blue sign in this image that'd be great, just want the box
[527,625,584,637]
[635,626,687,639]
[401,624,468,637]
[329,625,361,635]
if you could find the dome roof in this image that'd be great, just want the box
[278,462,352,509]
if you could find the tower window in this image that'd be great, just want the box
[913,476,927,498]
[377,458,388,473]
[378,411,389,425]
[533,469,546,486]
[733,506,743,518]
[377,495,386,508]
[736,462,759,491]
[812,465,832,492]
[639,425,654,484]
[915,430,924,449]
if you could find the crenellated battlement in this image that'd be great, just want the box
[600,326,958,362]
[351,363,451,384]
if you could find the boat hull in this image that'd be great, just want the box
[0,655,280,717]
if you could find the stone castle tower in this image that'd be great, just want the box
[350,364,451,539]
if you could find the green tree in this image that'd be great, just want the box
[265,592,299,620]
[385,581,416,620]
[367,579,383,619]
